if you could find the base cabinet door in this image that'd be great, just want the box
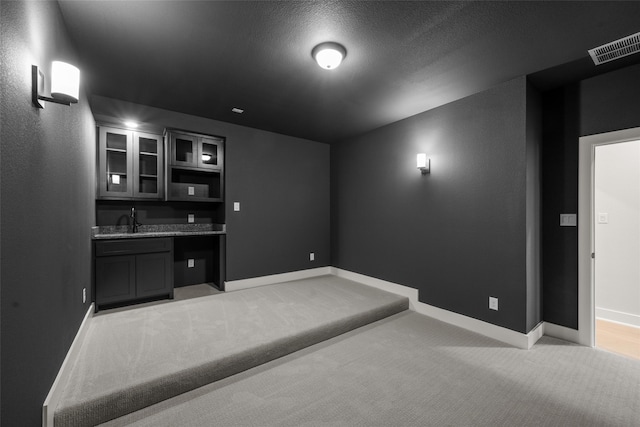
[136,252,173,298]
[94,238,173,311]
[95,255,136,305]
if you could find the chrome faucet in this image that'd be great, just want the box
[130,207,142,233]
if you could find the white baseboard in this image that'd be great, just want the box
[331,267,420,308]
[224,267,333,292]
[332,267,541,350]
[43,303,94,427]
[542,321,581,345]
[596,307,640,328]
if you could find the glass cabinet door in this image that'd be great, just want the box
[198,137,223,170]
[133,132,163,199]
[170,133,198,167]
[99,127,133,198]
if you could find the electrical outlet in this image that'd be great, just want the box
[489,296,498,311]
[188,259,195,268]
[234,202,240,212]
[188,214,195,223]
[188,186,195,196]
[82,288,86,304]
[310,252,315,261]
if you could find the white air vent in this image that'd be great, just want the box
[588,32,640,65]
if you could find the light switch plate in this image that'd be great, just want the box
[234,202,240,212]
[560,214,577,227]
[489,297,498,311]
[598,213,609,224]
[310,252,315,261]
[188,186,195,196]
[188,214,195,223]
[188,259,195,268]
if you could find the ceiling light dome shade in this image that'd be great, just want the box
[312,42,347,70]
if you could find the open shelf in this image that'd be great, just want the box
[166,167,223,202]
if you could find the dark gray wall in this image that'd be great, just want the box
[332,77,539,334]
[580,63,640,137]
[91,96,331,282]
[541,63,640,330]
[526,82,542,332]
[96,201,222,226]
[0,2,96,425]
[541,84,580,329]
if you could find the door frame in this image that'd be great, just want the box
[578,126,640,347]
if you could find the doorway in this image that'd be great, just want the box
[579,127,640,360]
[593,140,640,360]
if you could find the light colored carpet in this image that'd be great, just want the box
[54,276,408,426]
[101,311,640,427]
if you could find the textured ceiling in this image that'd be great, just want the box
[58,1,640,143]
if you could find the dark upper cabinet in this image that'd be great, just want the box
[134,132,164,199]
[198,137,223,170]
[165,129,225,202]
[169,131,223,171]
[97,126,164,200]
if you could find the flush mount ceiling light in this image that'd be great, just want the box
[312,42,347,70]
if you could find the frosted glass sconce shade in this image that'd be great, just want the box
[417,153,430,174]
[51,61,80,103]
[32,61,80,108]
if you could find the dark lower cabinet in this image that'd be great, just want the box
[96,255,136,305]
[136,252,173,298]
[95,238,173,311]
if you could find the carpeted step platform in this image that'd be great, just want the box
[54,275,408,426]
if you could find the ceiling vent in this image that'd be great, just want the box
[588,32,640,65]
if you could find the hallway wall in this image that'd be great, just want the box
[594,140,640,327]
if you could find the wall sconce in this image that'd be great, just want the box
[417,153,430,174]
[32,61,80,108]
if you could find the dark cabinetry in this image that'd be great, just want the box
[97,126,164,200]
[95,238,173,311]
[165,129,224,202]
[169,132,223,170]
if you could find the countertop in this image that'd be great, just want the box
[92,224,226,240]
